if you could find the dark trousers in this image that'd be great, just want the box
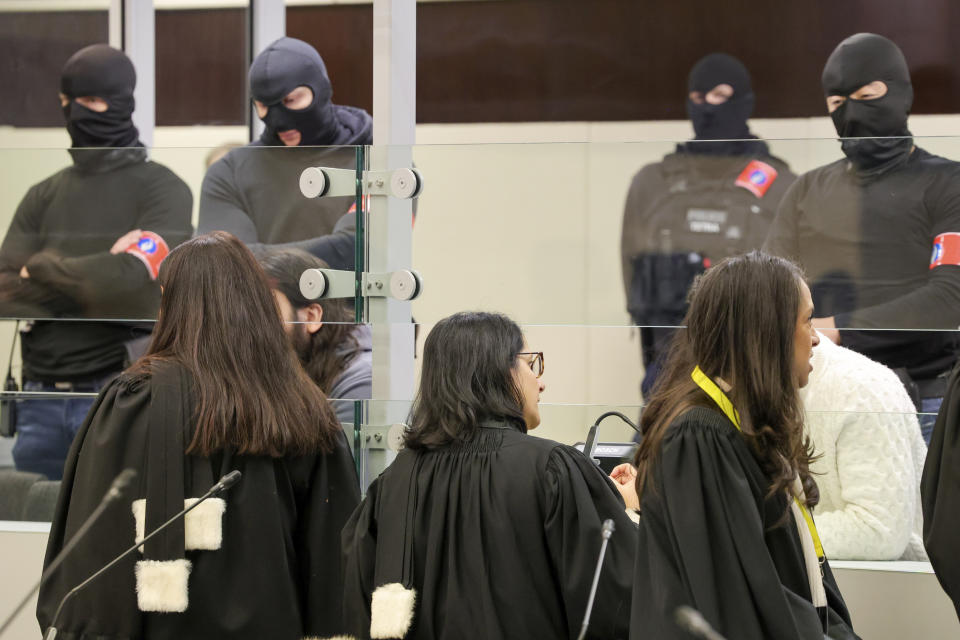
[11,374,116,480]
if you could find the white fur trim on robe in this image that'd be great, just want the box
[135,559,191,612]
[625,508,640,525]
[132,498,226,551]
[370,583,417,639]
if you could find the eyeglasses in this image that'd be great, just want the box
[518,351,545,378]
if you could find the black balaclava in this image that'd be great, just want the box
[249,37,372,147]
[822,33,913,176]
[60,44,139,149]
[680,53,766,156]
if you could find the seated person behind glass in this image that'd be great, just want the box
[621,52,796,396]
[801,331,927,561]
[0,44,192,480]
[259,248,371,426]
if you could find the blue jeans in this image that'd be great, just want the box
[11,376,113,480]
[919,396,944,445]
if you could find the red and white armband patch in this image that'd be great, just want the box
[734,160,778,198]
[930,233,960,269]
[124,231,170,280]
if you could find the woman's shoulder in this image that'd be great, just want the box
[658,404,750,458]
[108,360,192,401]
[500,426,581,465]
[666,405,739,437]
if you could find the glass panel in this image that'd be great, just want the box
[359,136,957,565]
[0,143,364,493]
[367,136,960,391]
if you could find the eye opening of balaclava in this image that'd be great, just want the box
[249,37,340,146]
[60,44,138,149]
[686,53,754,142]
[821,33,914,174]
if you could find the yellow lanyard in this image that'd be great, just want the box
[691,366,825,560]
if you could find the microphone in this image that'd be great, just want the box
[40,471,242,640]
[0,468,137,638]
[674,606,728,640]
[575,518,615,640]
[214,470,241,492]
[583,411,640,466]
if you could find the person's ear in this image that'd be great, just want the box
[301,303,324,334]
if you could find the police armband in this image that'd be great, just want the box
[930,233,960,269]
[734,160,778,198]
[124,232,170,280]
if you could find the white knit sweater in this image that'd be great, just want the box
[800,334,928,561]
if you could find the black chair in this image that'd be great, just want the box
[21,480,61,522]
[0,468,43,520]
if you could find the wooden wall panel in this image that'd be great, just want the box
[4,1,960,127]
[0,12,108,127]
[155,8,249,126]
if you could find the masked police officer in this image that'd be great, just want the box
[199,37,372,270]
[0,45,192,478]
[621,53,796,395]
[765,33,960,442]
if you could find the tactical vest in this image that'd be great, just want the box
[626,152,789,327]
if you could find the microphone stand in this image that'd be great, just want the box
[575,518,615,640]
[0,468,137,639]
[583,411,640,466]
[41,470,241,640]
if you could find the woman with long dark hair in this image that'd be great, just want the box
[37,232,360,640]
[259,248,371,425]
[628,251,859,639]
[342,311,635,640]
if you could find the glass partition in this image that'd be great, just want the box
[0,144,364,499]
[357,136,958,564]
[0,135,950,569]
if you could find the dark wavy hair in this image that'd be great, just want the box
[258,248,359,394]
[405,311,527,449]
[133,232,341,457]
[634,251,819,514]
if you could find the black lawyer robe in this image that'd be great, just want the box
[37,363,360,640]
[631,406,860,640]
[342,420,636,640]
[921,363,960,621]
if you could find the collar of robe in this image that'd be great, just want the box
[691,366,829,609]
[478,417,526,433]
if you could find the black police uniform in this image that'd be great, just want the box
[764,33,960,427]
[621,53,798,395]
[199,37,372,270]
[622,147,796,393]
